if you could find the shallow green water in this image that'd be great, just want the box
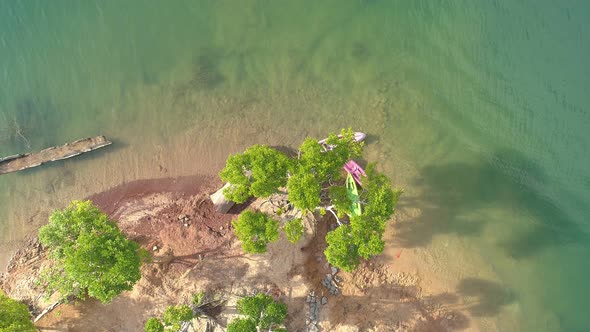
[1,1,589,331]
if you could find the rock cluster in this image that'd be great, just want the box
[321,265,341,295]
[305,291,321,332]
[177,214,190,227]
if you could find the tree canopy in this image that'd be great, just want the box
[0,291,36,332]
[286,169,321,211]
[227,318,257,332]
[144,318,164,332]
[325,164,403,271]
[38,200,143,303]
[220,129,401,271]
[228,293,288,331]
[220,145,292,203]
[232,210,279,253]
[283,218,304,244]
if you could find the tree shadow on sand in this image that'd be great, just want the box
[457,278,516,317]
[296,271,471,331]
[296,273,515,331]
[36,296,156,332]
[394,148,588,259]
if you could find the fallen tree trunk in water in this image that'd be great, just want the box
[209,182,235,213]
[0,135,112,175]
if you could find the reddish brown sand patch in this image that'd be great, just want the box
[89,176,234,275]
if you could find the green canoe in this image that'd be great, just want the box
[346,173,362,217]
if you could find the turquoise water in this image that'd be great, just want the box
[1,1,589,331]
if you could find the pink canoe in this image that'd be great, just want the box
[343,160,366,185]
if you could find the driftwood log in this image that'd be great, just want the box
[0,135,112,175]
[210,183,235,213]
[34,301,61,322]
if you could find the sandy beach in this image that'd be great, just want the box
[1,170,510,331]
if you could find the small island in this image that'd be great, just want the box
[0,129,467,331]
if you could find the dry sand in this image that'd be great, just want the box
[1,176,481,332]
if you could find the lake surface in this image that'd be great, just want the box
[1,1,589,331]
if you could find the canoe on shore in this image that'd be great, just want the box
[346,173,362,217]
[0,135,112,175]
[344,160,366,186]
[318,131,366,151]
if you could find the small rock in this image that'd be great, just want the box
[152,245,158,251]
[331,266,338,275]
[321,296,328,305]
[184,223,188,227]
[334,275,343,283]
[306,295,312,303]
[326,274,332,280]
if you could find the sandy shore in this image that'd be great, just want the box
[1,174,488,332]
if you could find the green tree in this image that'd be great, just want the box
[286,129,363,211]
[324,165,402,271]
[0,291,36,332]
[298,128,363,183]
[328,185,353,218]
[38,200,142,303]
[220,145,292,203]
[162,305,193,331]
[219,129,401,272]
[287,170,321,211]
[227,318,256,332]
[283,218,304,243]
[230,294,288,331]
[324,225,360,272]
[144,317,164,332]
[232,210,279,253]
[360,163,402,221]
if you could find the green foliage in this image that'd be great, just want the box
[284,218,304,243]
[144,317,164,332]
[232,210,279,253]
[360,163,403,221]
[286,128,363,212]
[220,145,292,203]
[287,170,321,211]
[162,305,193,331]
[145,304,195,332]
[324,226,360,272]
[234,293,288,330]
[38,200,142,303]
[191,292,205,306]
[219,128,400,272]
[324,165,402,271]
[298,128,363,183]
[0,291,36,332]
[328,185,353,218]
[227,318,257,332]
